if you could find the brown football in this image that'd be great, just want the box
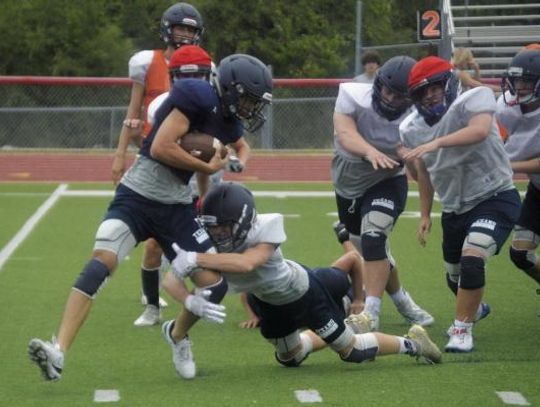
[178,131,227,163]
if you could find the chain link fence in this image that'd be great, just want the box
[0,77,345,151]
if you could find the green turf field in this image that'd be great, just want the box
[0,182,538,407]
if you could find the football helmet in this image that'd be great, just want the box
[501,50,540,107]
[160,2,204,48]
[372,55,416,120]
[199,182,256,253]
[215,54,273,132]
[408,56,460,125]
[169,45,212,82]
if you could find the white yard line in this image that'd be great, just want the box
[93,389,120,403]
[0,184,67,272]
[495,391,530,406]
[294,389,323,403]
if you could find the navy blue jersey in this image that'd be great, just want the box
[140,79,243,183]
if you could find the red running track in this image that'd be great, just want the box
[0,152,333,182]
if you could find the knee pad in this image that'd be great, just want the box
[361,231,387,261]
[73,258,111,299]
[195,277,228,303]
[509,246,538,271]
[270,332,309,368]
[445,262,460,295]
[463,232,497,258]
[341,333,379,363]
[459,256,485,290]
[94,219,137,263]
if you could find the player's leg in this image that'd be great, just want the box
[29,216,138,380]
[134,238,164,326]
[446,189,520,353]
[509,183,540,285]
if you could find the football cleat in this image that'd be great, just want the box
[134,304,161,327]
[28,337,64,381]
[162,320,196,379]
[395,291,435,326]
[445,325,474,353]
[405,325,442,364]
[345,311,377,334]
[446,302,490,336]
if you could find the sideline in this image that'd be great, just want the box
[0,184,67,271]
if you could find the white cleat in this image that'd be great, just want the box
[405,325,442,364]
[445,325,474,353]
[395,291,435,326]
[134,304,160,327]
[141,293,168,308]
[28,337,64,381]
[345,311,378,334]
[446,302,490,337]
[162,320,196,379]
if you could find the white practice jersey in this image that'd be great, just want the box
[129,50,159,85]
[400,87,514,214]
[496,92,540,189]
[332,82,408,199]
[223,213,309,306]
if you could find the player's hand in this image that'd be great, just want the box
[111,155,126,186]
[123,118,142,129]
[402,139,441,161]
[417,216,432,247]
[185,290,226,324]
[171,243,198,279]
[365,147,401,170]
[206,148,229,174]
[239,316,260,329]
[350,300,365,315]
[226,155,244,173]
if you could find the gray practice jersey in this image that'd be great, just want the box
[223,213,309,306]
[400,87,515,214]
[332,83,408,199]
[121,156,193,204]
[496,92,540,189]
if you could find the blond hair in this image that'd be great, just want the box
[452,48,474,69]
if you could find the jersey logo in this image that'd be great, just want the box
[371,198,394,210]
[193,228,210,243]
[471,219,496,231]
[315,319,338,339]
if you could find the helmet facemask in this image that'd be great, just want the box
[502,71,540,107]
[372,78,412,121]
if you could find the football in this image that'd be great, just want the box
[178,131,227,163]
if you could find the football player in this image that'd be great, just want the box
[169,182,442,371]
[28,54,273,381]
[112,2,206,327]
[496,50,540,289]
[332,56,434,333]
[399,56,521,352]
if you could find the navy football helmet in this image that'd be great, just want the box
[408,56,460,126]
[199,182,256,253]
[372,55,416,121]
[501,50,540,107]
[160,2,204,48]
[216,54,273,132]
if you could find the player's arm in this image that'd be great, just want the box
[403,113,493,160]
[227,137,251,172]
[150,108,227,174]
[414,158,434,247]
[334,112,400,169]
[112,82,145,184]
[195,243,276,274]
[331,250,365,314]
[511,157,540,174]
[195,172,210,199]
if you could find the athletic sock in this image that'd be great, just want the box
[141,267,160,307]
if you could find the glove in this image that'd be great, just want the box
[333,221,350,244]
[227,155,244,173]
[185,290,227,324]
[171,243,198,279]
